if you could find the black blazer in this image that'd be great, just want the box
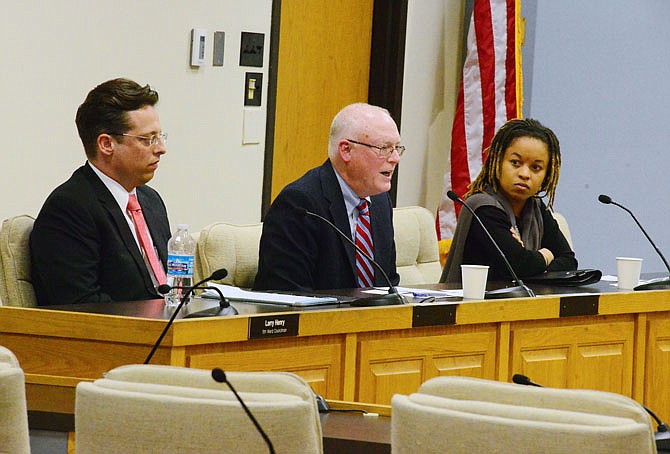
[253,160,399,291]
[30,163,171,305]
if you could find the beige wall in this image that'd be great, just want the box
[0,0,271,232]
[0,0,461,234]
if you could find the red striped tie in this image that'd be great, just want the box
[355,200,375,288]
[127,194,167,285]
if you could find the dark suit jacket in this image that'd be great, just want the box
[253,160,399,291]
[30,163,171,305]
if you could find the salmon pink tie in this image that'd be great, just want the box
[355,199,375,288]
[127,194,166,285]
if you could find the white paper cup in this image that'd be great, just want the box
[461,264,489,299]
[616,257,643,290]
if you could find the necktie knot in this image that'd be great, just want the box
[127,194,141,212]
[357,199,369,214]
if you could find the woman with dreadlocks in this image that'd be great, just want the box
[440,118,577,284]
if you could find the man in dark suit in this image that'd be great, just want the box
[254,103,404,291]
[30,78,171,306]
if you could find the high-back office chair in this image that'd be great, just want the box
[392,376,656,454]
[194,222,263,287]
[0,215,37,307]
[75,364,323,454]
[552,211,574,249]
[0,346,30,454]
[393,206,442,285]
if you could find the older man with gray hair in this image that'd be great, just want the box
[254,102,405,291]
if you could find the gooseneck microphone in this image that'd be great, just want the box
[302,209,406,306]
[447,191,535,298]
[212,368,275,454]
[144,268,229,364]
[513,372,670,448]
[598,194,670,290]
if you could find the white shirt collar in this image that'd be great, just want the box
[332,166,371,237]
[88,161,136,213]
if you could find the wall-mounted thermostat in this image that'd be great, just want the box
[190,28,208,67]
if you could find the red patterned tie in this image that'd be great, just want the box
[127,194,166,285]
[355,200,375,288]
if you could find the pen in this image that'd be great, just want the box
[412,292,430,298]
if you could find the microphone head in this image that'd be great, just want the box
[211,368,226,383]
[446,190,461,202]
[210,268,228,281]
[598,194,612,204]
[512,373,532,385]
[157,284,172,294]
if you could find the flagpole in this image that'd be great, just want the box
[515,0,524,118]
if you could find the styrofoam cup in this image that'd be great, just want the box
[616,257,642,290]
[461,264,489,299]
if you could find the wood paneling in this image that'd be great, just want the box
[509,316,635,395]
[270,0,373,202]
[357,326,497,404]
[646,313,670,423]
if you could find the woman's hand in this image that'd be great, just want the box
[510,226,524,247]
[538,248,555,267]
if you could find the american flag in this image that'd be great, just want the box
[437,0,522,241]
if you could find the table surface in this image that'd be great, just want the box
[41,272,646,320]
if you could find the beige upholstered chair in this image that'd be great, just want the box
[0,215,37,307]
[75,364,323,453]
[393,206,442,285]
[194,222,263,287]
[552,211,574,249]
[392,376,656,454]
[0,346,30,454]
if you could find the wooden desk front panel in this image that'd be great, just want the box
[356,324,498,404]
[645,313,670,423]
[509,315,636,395]
[183,334,344,398]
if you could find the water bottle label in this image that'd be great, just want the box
[167,254,194,276]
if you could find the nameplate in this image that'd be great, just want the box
[248,314,300,339]
[559,295,599,317]
[412,304,457,327]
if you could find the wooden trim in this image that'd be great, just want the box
[261,0,282,217]
[369,0,409,206]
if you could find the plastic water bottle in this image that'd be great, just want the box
[165,224,196,307]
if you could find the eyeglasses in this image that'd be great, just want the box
[109,132,168,147]
[346,139,405,158]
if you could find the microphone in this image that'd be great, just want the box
[160,285,238,318]
[598,194,670,290]
[446,191,535,298]
[513,372,670,448]
[144,268,229,364]
[302,209,406,306]
[512,373,543,387]
[211,368,275,454]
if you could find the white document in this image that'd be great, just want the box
[202,283,338,306]
[363,287,463,298]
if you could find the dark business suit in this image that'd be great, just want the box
[253,160,399,291]
[30,163,171,306]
